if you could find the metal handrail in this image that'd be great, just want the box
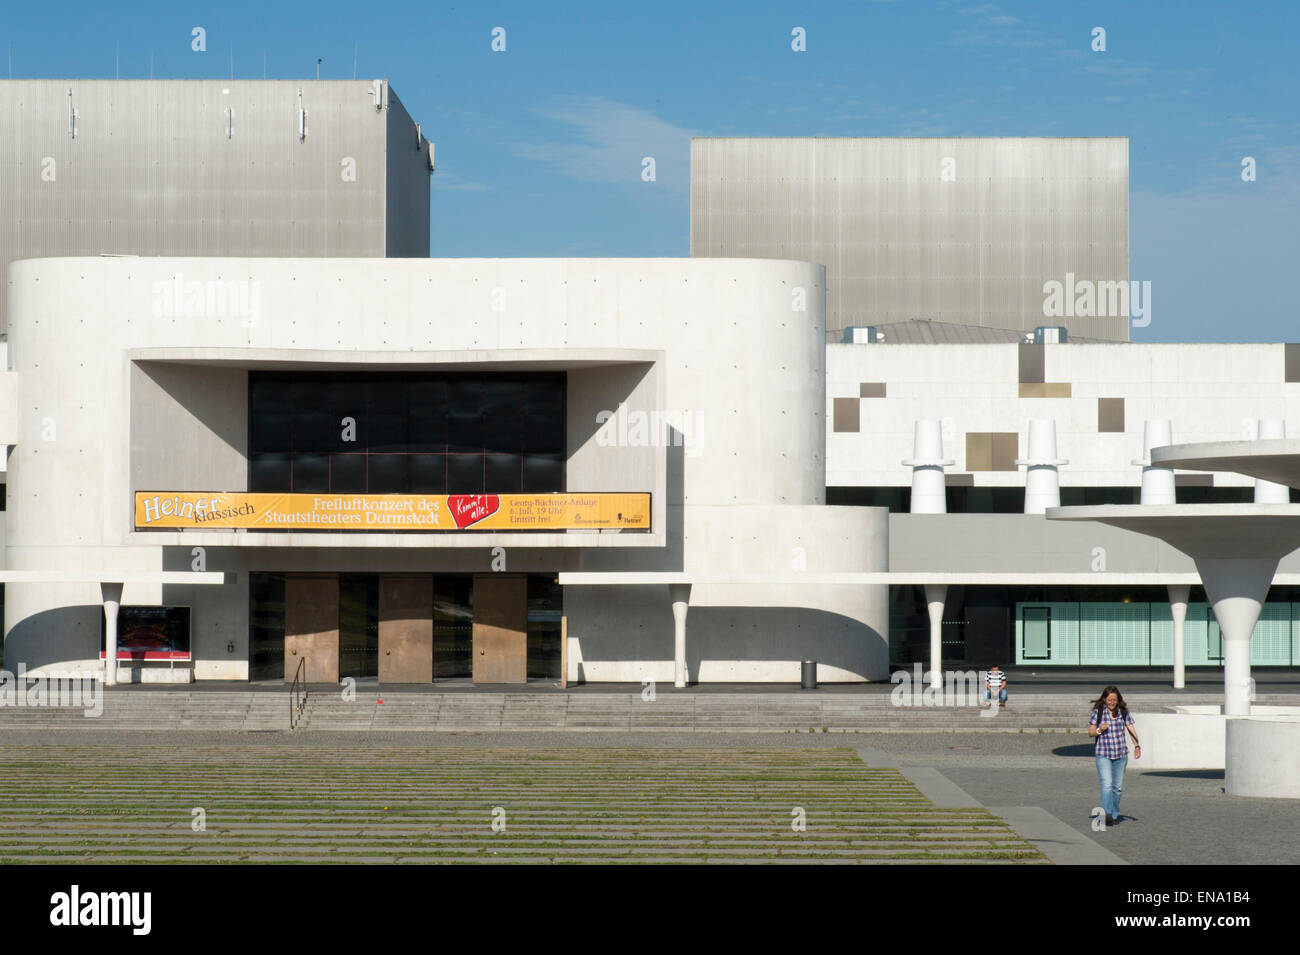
[289,656,308,729]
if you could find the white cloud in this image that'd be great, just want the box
[430,171,490,192]
[513,96,695,193]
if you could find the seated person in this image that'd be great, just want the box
[983,665,1008,707]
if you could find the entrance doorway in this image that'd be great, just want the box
[284,576,340,684]
[260,573,558,683]
[379,576,434,683]
[472,575,527,684]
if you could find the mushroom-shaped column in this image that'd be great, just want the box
[1016,419,1068,514]
[1132,420,1176,505]
[1047,505,1300,716]
[902,419,954,515]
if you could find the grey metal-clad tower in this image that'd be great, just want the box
[690,137,1130,342]
[0,79,432,332]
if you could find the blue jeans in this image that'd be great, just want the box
[1096,753,1128,818]
[982,688,1007,703]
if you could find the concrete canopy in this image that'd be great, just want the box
[1151,438,1300,489]
[1047,503,1300,716]
[1044,504,1300,561]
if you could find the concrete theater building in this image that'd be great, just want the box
[2,84,1298,686]
[5,253,884,685]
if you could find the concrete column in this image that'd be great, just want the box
[101,581,124,687]
[902,420,954,514]
[1133,419,1176,505]
[668,583,691,689]
[924,584,947,689]
[1016,418,1068,514]
[1168,584,1190,690]
[1194,557,1274,717]
[1254,419,1289,504]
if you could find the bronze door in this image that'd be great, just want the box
[284,576,340,684]
[472,575,527,684]
[379,576,434,683]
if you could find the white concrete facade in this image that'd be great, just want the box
[828,342,1300,489]
[4,255,889,682]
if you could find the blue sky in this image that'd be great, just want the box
[4,1,1297,342]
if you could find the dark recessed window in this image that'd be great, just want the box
[249,372,564,494]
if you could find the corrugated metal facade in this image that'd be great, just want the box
[0,79,430,331]
[690,137,1130,342]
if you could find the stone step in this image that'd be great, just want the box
[0,687,1254,733]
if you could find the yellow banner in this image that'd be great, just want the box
[134,492,650,531]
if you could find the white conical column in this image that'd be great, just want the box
[1255,419,1289,504]
[924,583,947,690]
[1133,419,1176,504]
[102,582,124,687]
[902,420,955,514]
[1195,557,1274,717]
[1168,584,1190,690]
[669,583,691,688]
[1016,419,1068,514]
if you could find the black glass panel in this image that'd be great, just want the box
[327,381,367,452]
[368,454,408,494]
[521,411,562,454]
[522,454,564,492]
[527,576,563,680]
[292,454,330,493]
[433,576,473,679]
[249,572,285,681]
[408,454,446,493]
[249,372,564,497]
[448,380,483,452]
[368,380,407,450]
[482,381,523,451]
[448,453,484,493]
[249,379,291,454]
[484,453,521,491]
[408,381,448,450]
[331,454,368,493]
[338,574,378,679]
[250,453,292,492]
[293,380,335,451]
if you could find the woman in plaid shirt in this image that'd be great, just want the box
[1089,685,1141,826]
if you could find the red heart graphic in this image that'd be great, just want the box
[447,494,500,529]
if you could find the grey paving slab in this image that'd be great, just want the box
[855,747,898,768]
[987,806,1127,866]
[899,767,984,809]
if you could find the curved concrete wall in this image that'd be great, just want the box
[1226,715,1300,798]
[568,505,890,682]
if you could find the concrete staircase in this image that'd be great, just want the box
[0,687,1262,733]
